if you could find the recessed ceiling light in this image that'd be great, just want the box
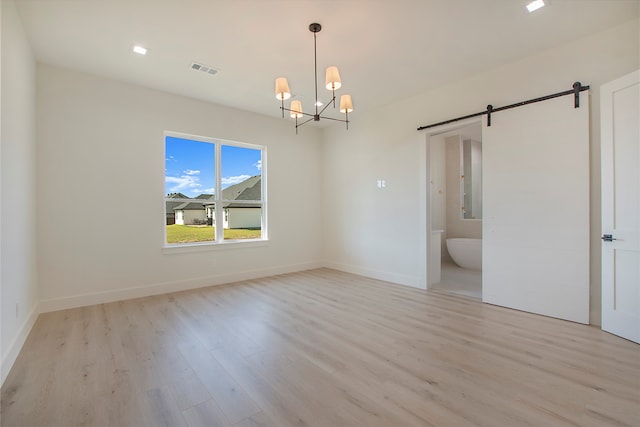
[526,0,545,12]
[314,101,323,107]
[133,45,147,55]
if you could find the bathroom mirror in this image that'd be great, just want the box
[461,139,482,219]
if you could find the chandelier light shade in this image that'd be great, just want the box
[275,22,354,133]
[325,66,342,91]
[339,94,353,113]
[275,77,292,118]
[275,77,291,101]
[290,100,303,118]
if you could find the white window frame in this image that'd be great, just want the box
[163,131,267,250]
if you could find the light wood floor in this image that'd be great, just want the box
[2,269,639,427]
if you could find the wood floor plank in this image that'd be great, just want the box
[2,268,639,426]
[182,399,231,427]
[232,411,273,427]
[210,344,319,427]
[176,341,261,424]
[144,386,188,427]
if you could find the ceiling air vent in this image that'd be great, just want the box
[191,62,220,76]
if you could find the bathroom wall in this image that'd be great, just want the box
[463,139,482,219]
[446,135,482,239]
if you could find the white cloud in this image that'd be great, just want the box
[221,174,251,187]
[254,160,262,171]
[166,169,210,195]
[166,174,201,194]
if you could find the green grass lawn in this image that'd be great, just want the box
[166,224,261,244]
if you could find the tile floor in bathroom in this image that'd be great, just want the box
[432,260,482,299]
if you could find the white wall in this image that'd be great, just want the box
[177,209,206,226]
[1,0,39,384]
[36,64,324,311]
[322,18,640,324]
[227,208,261,230]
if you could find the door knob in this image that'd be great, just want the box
[601,234,617,242]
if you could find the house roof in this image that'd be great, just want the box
[168,177,262,212]
[222,176,261,201]
[166,192,189,199]
[165,201,184,214]
[174,202,206,211]
[200,176,262,209]
[166,194,213,212]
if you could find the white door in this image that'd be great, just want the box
[601,70,640,344]
[482,92,590,323]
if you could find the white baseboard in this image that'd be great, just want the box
[323,260,423,289]
[1,302,40,386]
[39,261,324,313]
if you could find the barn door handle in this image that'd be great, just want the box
[601,234,617,242]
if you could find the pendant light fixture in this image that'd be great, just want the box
[274,23,353,133]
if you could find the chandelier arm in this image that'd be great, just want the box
[318,115,348,123]
[281,106,315,119]
[317,95,336,116]
[297,117,316,128]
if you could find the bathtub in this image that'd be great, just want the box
[446,238,482,270]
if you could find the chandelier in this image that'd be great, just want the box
[275,23,353,134]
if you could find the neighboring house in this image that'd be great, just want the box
[173,201,207,225]
[166,193,213,225]
[204,175,262,229]
[192,194,215,226]
[194,194,214,201]
[167,178,261,229]
[165,192,189,225]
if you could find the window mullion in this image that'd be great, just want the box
[261,147,267,240]
[215,142,223,242]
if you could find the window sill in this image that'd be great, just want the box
[162,239,269,254]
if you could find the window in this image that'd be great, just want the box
[164,132,265,246]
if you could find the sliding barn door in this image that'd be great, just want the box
[482,92,590,324]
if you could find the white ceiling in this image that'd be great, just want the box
[14,0,639,124]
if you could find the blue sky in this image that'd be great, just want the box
[165,136,262,197]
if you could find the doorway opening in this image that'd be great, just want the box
[426,121,482,299]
